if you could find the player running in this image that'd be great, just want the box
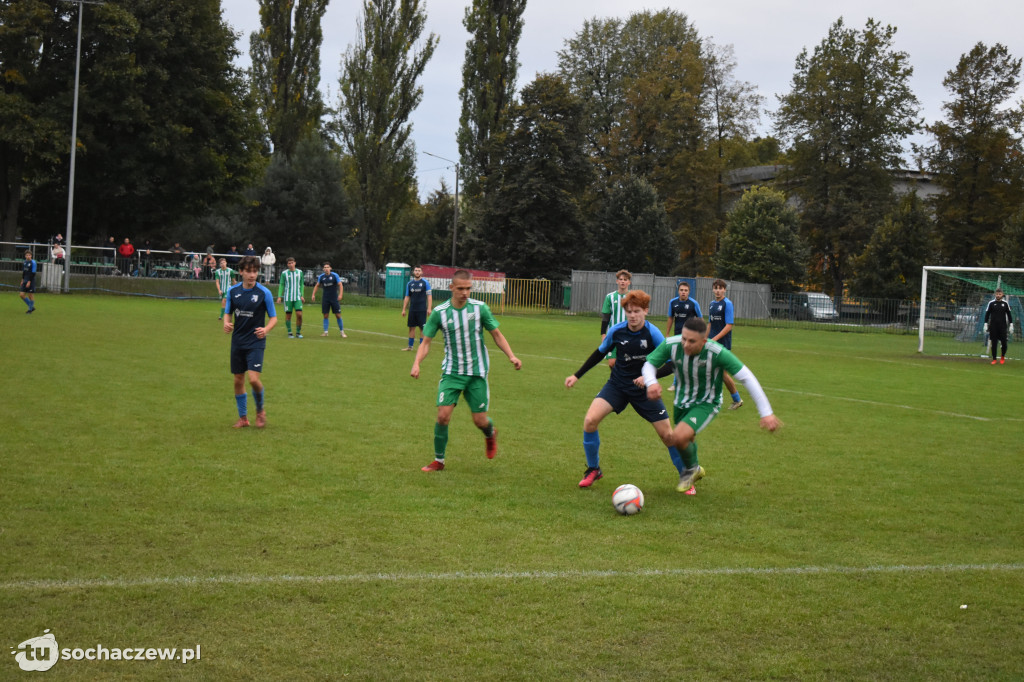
[276,257,304,338]
[311,262,346,338]
[566,290,682,489]
[642,316,781,493]
[223,256,277,428]
[411,270,521,471]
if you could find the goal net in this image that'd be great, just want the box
[918,267,1024,358]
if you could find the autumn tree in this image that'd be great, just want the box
[850,192,935,300]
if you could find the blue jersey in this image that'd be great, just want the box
[668,297,701,334]
[225,283,277,349]
[22,258,37,282]
[405,278,431,311]
[316,272,342,302]
[598,320,665,387]
[707,297,735,349]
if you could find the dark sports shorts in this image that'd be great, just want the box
[596,380,670,423]
[407,309,427,329]
[20,280,35,293]
[231,345,265,375]
[322,299,341,315]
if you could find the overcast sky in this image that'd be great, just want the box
[221,0,1024,196]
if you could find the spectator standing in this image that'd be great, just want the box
[105,236,117,265]
[261,247,276,283]
[226,245,241,267]
[51,243,66,266]
[117,238,136,276]
[243,243,257,258]
[202,253,217,280]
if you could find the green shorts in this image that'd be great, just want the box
[672,402,719,435]
[437,374,490,413]
[284,300,303,313]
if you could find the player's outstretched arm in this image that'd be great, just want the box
[410,337,432,379]
[489,329,522,370]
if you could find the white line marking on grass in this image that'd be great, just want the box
[770,387,1024,422]
[3,563,1022,592]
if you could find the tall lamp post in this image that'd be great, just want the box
[58,0,103,292]
[422,151,460,267]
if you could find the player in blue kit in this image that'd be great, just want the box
[564,290,683,488]
[311,262,346,338]
[19,250,37,313]
[707,278,742,409]
[401,266,432,350]
[223,256,277,428]
[666,280,701,393]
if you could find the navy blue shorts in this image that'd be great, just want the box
[407,309,427,329]
[231,346,265,375]
[322,299,340,315]
[20,281,35,293]
[596,380,669,423]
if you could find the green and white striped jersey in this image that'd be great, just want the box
[278,268,304,301]
[602,290,628,328]
[214,267,236,294]
[646,337,744,410]
[424,298,500,376]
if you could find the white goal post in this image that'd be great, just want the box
[918,266,1024,355]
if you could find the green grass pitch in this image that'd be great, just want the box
[2,294,1023,679]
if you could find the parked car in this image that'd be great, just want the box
[771,292,839,322]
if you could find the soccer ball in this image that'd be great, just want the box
[612,484,644,515]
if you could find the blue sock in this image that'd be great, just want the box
[337,318,344,331]
[235,393,247,417]
[323,319,329,332]
[408,337,414,348]
[252,389,264,411]
[583,430,600,469]
[731,392,741,403]
[668,446,684,473]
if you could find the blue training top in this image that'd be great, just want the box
[225,282,277,349]
[405,278,431,312]
[316,272,342,302]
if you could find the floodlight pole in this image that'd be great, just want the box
[423,151,460,266]
[59,0,103,292]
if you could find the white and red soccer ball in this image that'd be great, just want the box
[612,484,644,515]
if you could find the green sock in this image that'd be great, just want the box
[433,424,449,459]
[682,442,699,469]
[286,320,292,333]
[482,418,494,438]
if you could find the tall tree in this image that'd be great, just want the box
[716,185,807,291]
[250,0,328,159]
[850,192,935,300]
[469,74,592,279]
[336,0,437,272]
[457,0,526,198]
[590,176,675,274]
[919,42,1024,266]
[12,0,264,245]
[775,18,920,296]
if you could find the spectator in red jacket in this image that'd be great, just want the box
[117,238,136,276]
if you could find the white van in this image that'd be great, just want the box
[799,292,839,322]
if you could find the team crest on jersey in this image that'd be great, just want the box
[466,312,477,320]
[641,339,648,349]
[251,294,259,303]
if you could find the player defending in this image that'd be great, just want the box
[600,269,631,368]
[19,250,37,313]
[401,266,432,350]
[666,281,701,392]
[708,278,743,409]
[984,288,1014,365]
[276,257,304,338]
[642,316,781,492]
[565,290,682,489]
[311,262,346,338]
[411,269,522,471]
[214,258,236,320]
[223,256,277,428]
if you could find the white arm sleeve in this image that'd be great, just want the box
[642,361,658,387]
[733,366,773,418]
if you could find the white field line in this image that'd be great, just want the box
[769,387,1024,422]
[2,563,1022,592]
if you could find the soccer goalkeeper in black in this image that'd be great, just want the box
[984,288,1014,365]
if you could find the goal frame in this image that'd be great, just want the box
[918,266,1024,353]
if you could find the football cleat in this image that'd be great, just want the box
[421,460,445,472]
[485,429,498,459]
[232,416,250,429]
[296,333,303,339]
[728,399,744,410]
[288,332,293,338]
[340,331,348,338]
[1000,357,1006,364]
[684,486,696,496]
[255,410,266,428]
[676,465,705,492]
[991,359,998,365]
[578,467,603,488]
[321,331,329,336]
